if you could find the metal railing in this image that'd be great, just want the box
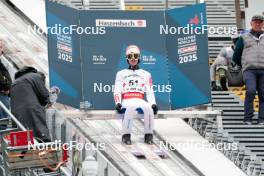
[0,100,72,176]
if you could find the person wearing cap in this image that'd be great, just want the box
[233,15,264,125]
[0,40,12,130]
[210,34,242,91]
[114,45,158,145]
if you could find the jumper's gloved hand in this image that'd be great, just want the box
[115,103,122,113]
[152,104,158,115]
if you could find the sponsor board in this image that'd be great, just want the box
[46,2,211,110]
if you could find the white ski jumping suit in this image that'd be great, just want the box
[114,68,156,135]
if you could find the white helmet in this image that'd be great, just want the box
[126,45,140,56]
[125,45,141,66]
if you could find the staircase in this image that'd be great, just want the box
[205,0,245,58]
[189,91,264,176]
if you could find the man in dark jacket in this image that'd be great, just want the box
[0,40,12,130]
[11,66,51,141]
[232,15,264,125]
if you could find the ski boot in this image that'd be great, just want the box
[122,134,131,145]
[144,133,153,145]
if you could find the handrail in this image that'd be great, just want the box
[0,100,41,145]
[0,100,73,175]
[0,100,26,131]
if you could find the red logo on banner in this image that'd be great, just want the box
[137,20,144,26]
[189,15,200,25]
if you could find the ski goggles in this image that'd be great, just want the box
[126,53,140,60]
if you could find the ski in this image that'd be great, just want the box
[95,132,153,176]
[124,144,146,158]
[113,142,145,159]
[136,143,176,176]
[142,142,166,158]
[109,120,166,158]
[103,134,146,158]
[109,142,153,176]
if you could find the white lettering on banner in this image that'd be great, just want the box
[92,55,107,65]
[179,54,198,64]
[142,55,156,65]
[177,35,198,64]
[96,19,146,28]
[57,34,73,63]
[58,52,72,63]
[93,83,172,93]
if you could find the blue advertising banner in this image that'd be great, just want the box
[80,11,170,110]
[46,1,82,107]
[165,3,211,109]
[46,0,211,110]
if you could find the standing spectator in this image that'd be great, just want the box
[11,66,51,141]
[0,40,12,130]
[210,34,243,91]
[232,15,264,125]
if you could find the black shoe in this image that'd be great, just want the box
[211,81,222,91]
[220,77,228,91]
[144,134,153,145]
[244,119,252,125]
[257,119,264,125]
[122,134,131,145]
